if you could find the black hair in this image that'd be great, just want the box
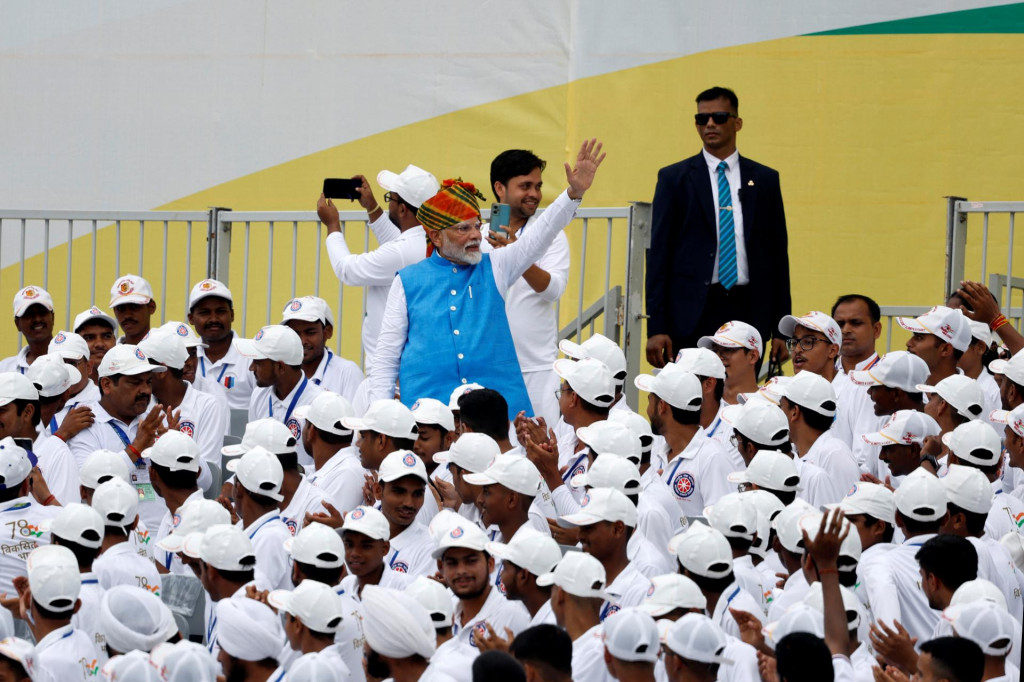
[667,401,702,426]
[897,510,943,536]
[104,525,129,538]
[490,150,547,201]
[391,437,416,452]
[472,650,526,682]
[734,430,792,455]
[0,656,28,680]
[216,567,256,584]
[10,399,40,428]
[33,599,74,621]
[239,484,279,509]
[919,637,984,682]
[775,632,833,682]
[509,625,572,675]
[578,395,612,417]
[955,456,1001,478]
[831,294,881,323]
[315,426,352,446]
[947,503,989,537]
[685,570,735,595]
[294,560,344,586]
[51,534,102,568]
[150,462,199,492]
[725,536,753,554]
[696,87,739,111]
[695,375,726,404]
[759,487,796,506]
[37,393,62,411]
[276,452,299,472]
[792,401,836,433]
[458,389,510,441]
[859,514,896,543]
[0,484,23,504]
[915,535,977,590]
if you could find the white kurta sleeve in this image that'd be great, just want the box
[368,276,408,403]
[326,231,416,287]
[490,191,580,291]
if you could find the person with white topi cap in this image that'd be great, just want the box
[487,527,562,626]
[0,285,55,374]
[281,295,363,402]
[599,607,659,680]
[214,597,286,681]
[187,278,257,411]
[267,579,351,677]
[318,164,438,371]
[91,477,163,597]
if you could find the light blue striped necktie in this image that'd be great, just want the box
[716,160,738,290]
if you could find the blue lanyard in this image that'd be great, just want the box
[312,350,333,386]
[562,453,588,482]
[600,599,618,620]
[207,616,217,651]
[49,416,58,433]
[269,376,308,423]
[108,422,146,468]
[199,357,229,382]
[725,586,740,606]
[708,416,722,437]
[247,515,281,539]
[81,579,99,585]
[667,456,685,482]
[388,550,402,569]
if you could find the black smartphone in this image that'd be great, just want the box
[323,178,361,200]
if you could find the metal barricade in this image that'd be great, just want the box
[946,198,1024,316]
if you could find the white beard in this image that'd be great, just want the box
[441,239,482,265]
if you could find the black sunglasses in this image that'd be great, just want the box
[694,112,736,125]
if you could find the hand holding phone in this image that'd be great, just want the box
[323,178,361,200]
[490,203,511,238]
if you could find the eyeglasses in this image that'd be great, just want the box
[785,337,831,353]
[450,221,481,234]
[694,112,736,125]
[383,191,397,203]
[554,388,565,400]
[729,434,740,449]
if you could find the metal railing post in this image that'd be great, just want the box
[208,207,232,282]
[945,196,967,299]
[623,201,652,411]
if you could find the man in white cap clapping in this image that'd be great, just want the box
[281,295,363,401]
[109,274,156,346]
[0,286,55,374]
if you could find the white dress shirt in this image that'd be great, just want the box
[601,562,652,620]
[32,624,101,682]
[50,380,101,434]
[244,509,294,591]
[710,581,763,641]
[307,349,364,402]
[248,376,323,468]
[194,332,258,410]
[702,148,748,285]
[657,426,737,515]
[33,432,79,506]
[308,445,365,513]
[71,571,107,665]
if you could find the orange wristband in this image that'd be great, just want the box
[991,314,1009,332]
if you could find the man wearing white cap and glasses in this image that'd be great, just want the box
[898,305,972,386]
[318,165,438,371]
[73,306,117,383]
[281,295,363,401]
[696,321,762,405]
[0,285,55,375]
[67,344,169,529]
[600,607,660,682]
[226,446,293,590]
[297,391,363,512]
[238,324,324,468]
[487,527,561,626]
[187,278,257,410]
[109,273,156,346]
[16,544,100,681]
[634,364,734,515]
[778,311,842,382]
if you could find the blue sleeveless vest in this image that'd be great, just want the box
[398,252,532,420]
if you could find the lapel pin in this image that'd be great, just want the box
[747,180,754,186]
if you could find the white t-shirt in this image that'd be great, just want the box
[0,496,61,596]
[153,489,205,574]
[281,476,328,536]
[32,624,101,682]
[248,377,323,468]
[856,534,940,641]
[571,624,615,682]
[600,562,652,620]
[71,572,107,665]
[33,433,79,506]
[451,585,530,651]
[170,382,230,468]
[308,445,365,514]
[988,484,1024,540]
[831,354,882,472]
[657,426,737,515]
[711,581,764,640]
[385,521,436,578]
[193,331,258,410]
[94,541,163,595]
[244,509,294,591]
[799,431,861,498]
[308,349,364,403]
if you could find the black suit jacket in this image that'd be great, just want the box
[646,151,791,343]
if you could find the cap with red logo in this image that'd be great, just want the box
[778,311,841,345]
[12,286,54,318]
[109,274,154,308]
[896,305,972,352]
[697,320,762,357]
[188,279,233,310]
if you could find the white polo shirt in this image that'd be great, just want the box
[169,382,230,468]
[641,465,687,533]
[33,433,79,506]
[0,496,60,597]
[385,521,436,578]
[94,541,162,596]
[719,636,761,682]
[244,509,294,591]
[529,600,556,627]
[308,445,365,514]
[710,582,763,640]
[572,624,614,682]
[857,534,939,641]
[451,585,530,650]
[281,476,328,536]
[658,426,737,515]
[194,332,257,410]
[248,376,323,468]
[733,554,772,617]
[338,564,410,600]
[831,354,881,470]
[71,572,107,665]
[330,586,366,682]
[50,380,101,434]
[308,349,364,403]
[33,624,101,682]
[988,482,1024,540]
[768,571,809,622]
[0,347,31,375]
[798,431,861,499]
[794,456,843,507]
[600,562,652,620]
[153,489,205,574]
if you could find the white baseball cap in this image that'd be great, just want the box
[897,306,972,352]
[989,350,1024,386]
[73,305,117,332]
[341,506,390,541]
[916,375,984,421]
[558,334,627,381]
[188,279,233,309]
[779,311,842,346]
[670,523,733,579]
[448,383,484,411]
[377,164,440,209]
[772,500,816,554]
[603,608,659,663]
[144,431,201,473]
[284,522,345,569]
[138,327,188,370]
[943,600,1016,656]
[951,578,1008,610]
[92,478,139,528]
[861,409,941,447]
[941,420,1002,466]
[378,450,429,484]
[968,320,993,348]
[721,400,790,447]
[894,468,947,522]
[674,347,726,380]
[763,604,825,650]
[778,370,838,417]
[79,449,131,488]
[12,286,53,317]
[281,296,334,327]
[607,411,655,449]
[728,451,801,492]
[98,344,166,378]
[268,580,346,634]
[738,375,789,407]
[48,503,105,549]
[109,274,154,307]
[405,576,454,629]
[486,527,561,577]
[342,399,417,440]
[48,331,90,360]
[221,418,297,457]
[941,464,994,514]
[432,432,499,471]
[536,551,610,599]
[464,455,543,497]
[560,487,638,527]
[156,499,231,553]
[745,489,785,523]
[989,403,1024,437]
[411,398,455,432]
[27,354,81,397]
[833,482,896,525]
[576,421,642,462]
[26,545,80,612]
[570,454,643,495]
[430,520,489,559]
[1000,533,1024,572]
[697,320,763,357]
[234,325,303,365]
[157,321,207,349]
[293,392,355,437]
[183,524,256,572]
[705,492,758,540]
[0,638,36,677]
[803,582,863,631]
[226,445,285,501]
[0,438,33,491]
[639,574,707,616]
[798,512,861,566]
[0,373,38,407]
[553,358,616,407]
[664,613,734,666]
[848,351,930,392]
[633,363,702,411]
